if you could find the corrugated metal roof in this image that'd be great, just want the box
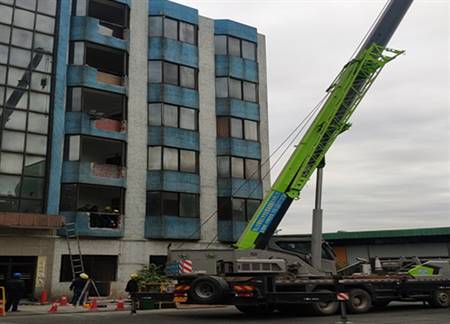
[322,227,450,241]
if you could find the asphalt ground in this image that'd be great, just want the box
[2,303,449,324]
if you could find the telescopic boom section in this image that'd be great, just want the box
[236,0,413,250]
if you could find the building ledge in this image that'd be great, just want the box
[216,138,261,159]
[67,65,127,95]
[60,211,124,238]
[65,112,126,141]
[145,215,200,240]
[62,161,126,187]
[218,219,246,242]
[147,170,200,193]
[148,126,199,151]
[0,212,64,230]
[215,55,258,82]
[218,178,263,199]
[216,98,260,121]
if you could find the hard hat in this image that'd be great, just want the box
[130,273,138,279]
[13,272,22,279]
[80,273,89,279]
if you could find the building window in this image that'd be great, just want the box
[218,197,261,221]
[148,60,198,90]
[217,156,260,180]
[215,77,257,102]
[149,16,197,45]
[216,117,259,141]
[214,35,257,61]
[82,0,129,39]
[147,146,198,173]
[148,103,198,131]
[146,191,199,218]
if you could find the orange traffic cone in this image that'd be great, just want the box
[40,291,49,305]
[89,298,98,311]
[115,297,125,311]
[48,302,58,313]
[59,295,68,306]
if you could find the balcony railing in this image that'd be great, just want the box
[98,20,126,40]
[88,211,121,229]
[90,163,126,179]
[96,71,125,86]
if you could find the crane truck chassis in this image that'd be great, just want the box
[164,0,450,316]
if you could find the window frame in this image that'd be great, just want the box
[218,197,262,221]
[148,59,198,90]
[149,15,198,46]
[217,156,261,180]
[146,190,200,218]
[147,145,199,174]
[148,102,198,131]
[216,116,259,141]
[214,34,257,61]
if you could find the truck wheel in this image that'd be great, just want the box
[188,276,229,304]
[346,288,372,314]
[311,289,339,316]
[429,290,449,308]
[235,304,274,315]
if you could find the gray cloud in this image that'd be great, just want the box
[178,0,450,233]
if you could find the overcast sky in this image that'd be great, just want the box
[178,0,450,234]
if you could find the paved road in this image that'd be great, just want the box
[2,304,449,324]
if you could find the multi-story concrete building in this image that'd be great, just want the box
[0,0,270,297]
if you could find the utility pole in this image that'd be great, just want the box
[311,158,325,270]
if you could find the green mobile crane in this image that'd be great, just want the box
[166,0,450,315]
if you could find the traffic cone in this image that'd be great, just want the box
[115,296,125,311]
[40,290,48,305]
[89,298,98,311]
[59,295,68,306]
[48,302,58,313]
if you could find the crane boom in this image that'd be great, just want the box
[236,0,413,250]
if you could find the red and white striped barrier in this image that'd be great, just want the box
[179,259,193,274]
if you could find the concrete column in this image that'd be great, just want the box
[257,34,271,194]
[198,16,218,243]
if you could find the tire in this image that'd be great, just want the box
[311,289,339,316]
[429,290,449,308]
[188,276,229,304]
[235,304,274,315]
[346,288,372,314]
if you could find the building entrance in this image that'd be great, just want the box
[0,256,37,298]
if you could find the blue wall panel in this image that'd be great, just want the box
[147,170,200,193]
[67,65,127,95]
[145,215,200,239]
[62,161,126,187]
[70,16,128,51]
[216,98,260,121]
[218,219,246,242]
[217,178,263,199]
[148,37,198,68]
[214,19,257,43]
[148,84,198,108]
[148,126,199,151]
[216,138,261,159]
[215,55,258,82]
[65,112,127,141]
[149,0,198,25]
[60,211,124,237]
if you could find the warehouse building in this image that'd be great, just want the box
[0,0,270,298]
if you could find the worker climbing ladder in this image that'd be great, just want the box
[63,222,85,280]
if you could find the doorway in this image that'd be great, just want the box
[0,256,37,298]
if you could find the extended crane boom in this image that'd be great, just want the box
[236,0,413,250]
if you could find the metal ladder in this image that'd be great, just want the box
[64,222,85,280]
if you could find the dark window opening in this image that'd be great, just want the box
[89,212,120,229]
[218,197,261,222]
[217,156,261,180]
[149,255,167,275]
[146,191,199,218]
[88,0,129,39]
[148,60,198,90]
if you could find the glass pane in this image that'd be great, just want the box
[36,14,55,34]
[214,35,227,55]
[13,8,35,30]
[24,155,46,176]
[217,156,229,178]
[161,192,178,216]
[163,17,178,40]
[16,0,36,11]
[245,159,260,180]
[232,198,245,221]
[26,133,47,155]
[229,78,242,99]
[7,67,28,87]
[0,174,21,197]
[0,198,19,212]
[179,22,195,44]
[6,88,28,109]
[147,146,161,170]
[9,47,31,68]
[246,199,260,221]
[228,37,240,57]
[29,92,50,113]
[242,40,256,60]
[31,72,51,92]
[244,120,258,141]
[243,81,257,102]
[27,112,49,134]
[215,78,228,98]
[60,184,77,211]
[149,16,163,37]
[11,28,33,48]
[230,118,243,138]
[0,44,7,64]
[148,61,162,83]
[179,193,198,217]
[217,197,231,220]
[21,177,45,199]
[0,24,10,44]
[216,117,229,137]
[0,5,12,24]
[34,54,52,73]
[231,157,244,178]
[146,191,160,216]
[163,104,178,127]
[37,0,57,16]
[67,135,80,161]
[163,147,178,171]
[180,149,196,173]
[19,199,42,213]
[34,33,54,52]
[163,62,178,85]
[1,130,25,152]
[148,103,161,126]
[180,66,195,89]
[0,152,23,174]
[4,109,26,130]
[179,107,196,130]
